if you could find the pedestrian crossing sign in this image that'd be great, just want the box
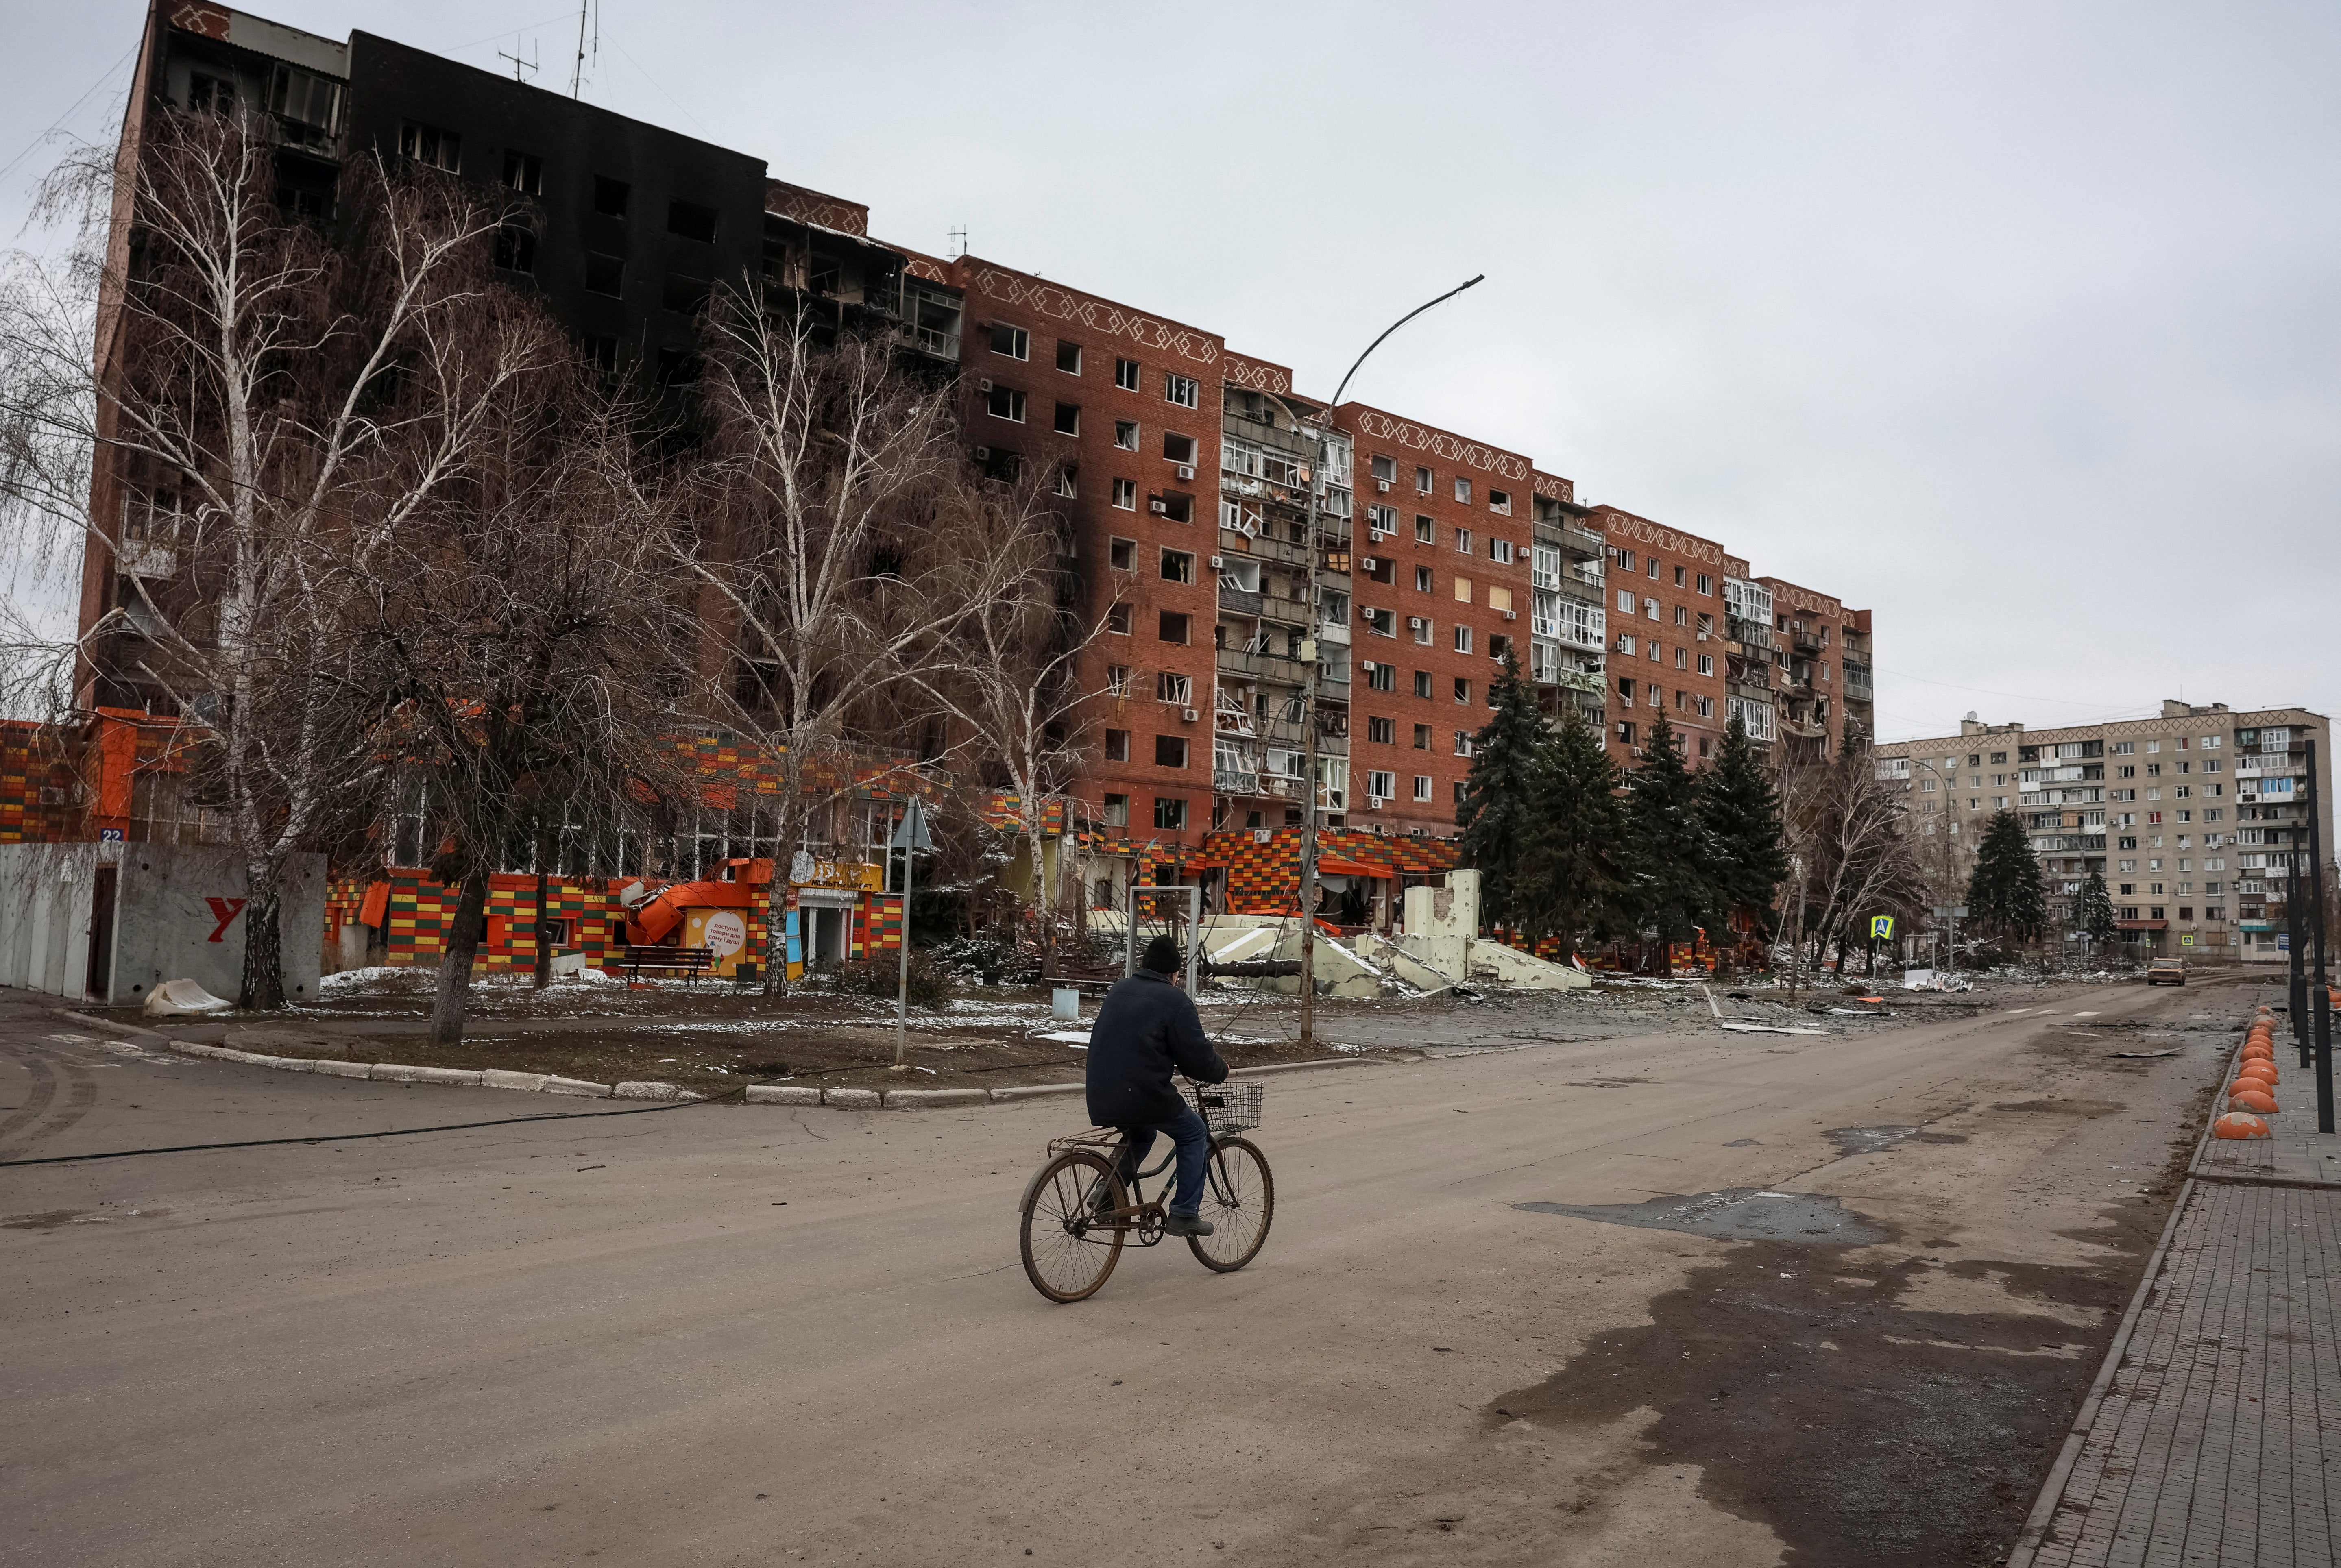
[1870,915,1894,939]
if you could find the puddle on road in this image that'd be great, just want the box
[1514,1187,1890,1246]
[1826,1124,1970,1156]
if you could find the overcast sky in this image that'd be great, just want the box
[7,1,2336,741]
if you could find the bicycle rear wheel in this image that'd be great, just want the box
[1188,1136,1274,1272]
[1020,1150,1126,1303]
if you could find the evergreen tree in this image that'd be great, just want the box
[1966,809,2050,943]
[1455,651,1552,935]
[1522,701,1631,954]
[2079,869,2119,948]
[1626,712,1712,948]
[1698,712,1788,950]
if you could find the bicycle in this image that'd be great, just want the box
[1017,1079,1275,1303]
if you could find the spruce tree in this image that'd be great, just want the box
[1626,711,1712,949]
[1698,712,1788,952]
[1524,701,1632,955]
[2079,869,2119,948]
[1455,651,1552,936]
[1966,809,2050,944]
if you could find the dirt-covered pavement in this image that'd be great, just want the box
[2,969,2249,1566]
[77,963,2067,1093]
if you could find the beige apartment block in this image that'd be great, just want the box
[1870,700,2334,961]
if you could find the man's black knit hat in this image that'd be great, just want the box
[1141,935,1183,974]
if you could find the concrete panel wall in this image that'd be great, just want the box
[106,847,327,1005]
[0,843,98,997]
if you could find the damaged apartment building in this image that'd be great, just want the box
[75,1,1877,917]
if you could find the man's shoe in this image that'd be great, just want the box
[1162,1211,1215,1237]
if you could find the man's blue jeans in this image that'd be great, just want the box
[1117,1106,1213,1218]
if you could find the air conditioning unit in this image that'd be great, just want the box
[1376,479,1392,492]
[1359,557,1380,573]
[1502,609,1517,621]
[1408,616,1426,630]
[978,377,994,392]
[1369,797,1386,810]
[1359,660,1377,674]
[1209,555,1225,570]
[1150,499,1168,515]
[1186,708,1204,724]
[1368,528,1391,542]
[1177,464,1195,481]
[973,446,990,460]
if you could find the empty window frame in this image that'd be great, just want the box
[593,175,630,216]
[1056,340,1082,374]
[1160,549,1195,584]
[1165,373,1199,408]
[501,150,543,195]
[399,122,461,171]
[1114,420,1140,451]
[1155,735,1189,767]
[1115,357,1140,390]
[1053,402,1081,436]
[1112,478,1137,511]
[667,200,718,243]
[989,323,1030,359]
[985,386,1027,423]
[1414,514,1435,544]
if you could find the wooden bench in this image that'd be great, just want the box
[616,945,717,986]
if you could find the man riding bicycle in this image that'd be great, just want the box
[1086,935,1229,1237]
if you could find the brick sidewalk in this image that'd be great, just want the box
[2013,1006,2341,1567]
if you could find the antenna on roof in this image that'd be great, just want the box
[497,35,539,83]
[571,0,599,99]
[947,225,967,260]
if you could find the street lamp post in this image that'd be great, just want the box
[1292,276,1483,1051]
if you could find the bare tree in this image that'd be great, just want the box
[1777,734,1927,992]
[909,468,1116,978]
[0,109,520,1006]
[684,293,1040,993]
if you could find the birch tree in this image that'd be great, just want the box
[686,292,1037,993]
[0,109,517,1007]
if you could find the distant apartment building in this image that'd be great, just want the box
[1870,702,2334,960]
[84,1,1882,912]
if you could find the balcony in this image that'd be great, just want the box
[1544,667,1605,695]
[1318,618,1351,646]
[1217,584,1262,617]
[1213,767,1259,795]
[1791,627,1823,654]
[1217,645,1312,685]
[1843,661,1874,699]
[1559,524,1607,560]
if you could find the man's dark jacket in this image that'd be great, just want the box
[1085,969,1229,1127]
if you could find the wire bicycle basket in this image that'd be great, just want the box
[1185,1079,1264,1133]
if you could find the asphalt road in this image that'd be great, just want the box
[1,977,2240,1566]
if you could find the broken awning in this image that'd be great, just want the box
[1314,856,1392,878]
[2116,919,2169,930]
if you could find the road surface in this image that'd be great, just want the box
[2,978,2232,1566]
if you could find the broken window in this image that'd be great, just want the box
[189,72,235,115]
[1057,341,1082,374]
[1104,792,1130,826]
[1163,432,1197,466]
[493,226,537,274]
[1157,611,1190,644]
[1453,626,1472,656]
[1155,492,1193,524]
[1453,477,1472,504]
[1109,538,1135,570]
[1160,549,1194,584]
[1415,466,1433,494]
[1155,735,1189,767]
[1153,797,1188,830]
[399,122,461,172]
[1488,489,1511,514]
[662,273,711,314]
[1165,373,1199,408]
[989,323,1029,360]
[1371,455,1397,484]
[1413,673,1433,699]
[667,200,718,242]
[1105,729,1130,762]
[1054,402,1081,436]
[1112,478,1137,511]
[1106,604,1131,634]
[985,386,1027,423]
[1055,466,1078,499]
[1116,357,1140,391]
[593,176,630,217]
[584,253,623,296]
[502,150,543,195]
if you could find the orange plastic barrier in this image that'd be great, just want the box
[2227,1087,2279,1115]
[2213,1111,2271,1139]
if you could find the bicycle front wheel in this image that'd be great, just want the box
[1020,1150,1126,1303]
[1188,1136,1274,1272]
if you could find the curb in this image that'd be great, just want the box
[2003,993,2267,1568]
[49,1011,1371,1112]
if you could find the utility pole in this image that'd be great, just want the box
[1292,274,1484,1050]
[2305,737,2333,1132]
[2288,775,2309,1065]
[890,795,932,1069]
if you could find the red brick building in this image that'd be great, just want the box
[1589,508,1744,765]
[1341,404,1539,834]
[1758,577,1876,754]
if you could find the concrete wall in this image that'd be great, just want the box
[105,846,326,1005]
[0,842,100,997]
[1402,869,1480,978]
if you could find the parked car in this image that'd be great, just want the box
[2146,957,2187,986]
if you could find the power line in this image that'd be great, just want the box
[0,42,137,187]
